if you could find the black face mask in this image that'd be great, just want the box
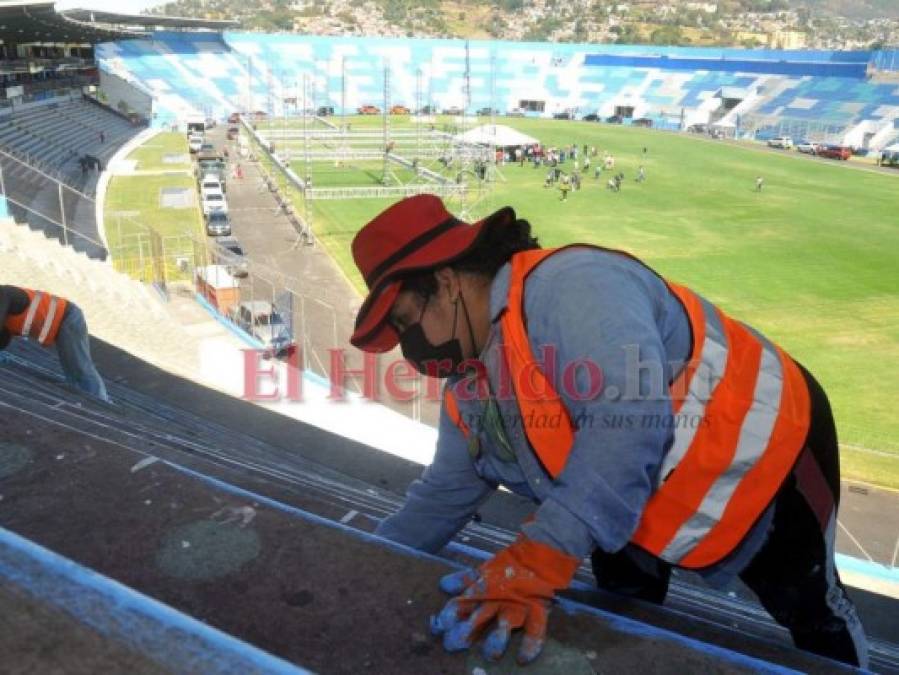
[399,292,475,378]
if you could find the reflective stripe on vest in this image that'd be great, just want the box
[5,288,69,346]
[444,385,470,437]
[445,245,810,569]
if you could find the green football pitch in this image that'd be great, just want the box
[259,116,899,488]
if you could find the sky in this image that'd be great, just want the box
[54,0,168,13]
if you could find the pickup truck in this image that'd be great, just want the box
[197,157,227,192]
[767,136,793,149]
[201,189,228,217]
[229,300,293,357]
[213,236,248,278]
[199,174,223,197]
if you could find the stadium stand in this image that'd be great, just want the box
[96,32,899,148]
[0,217,209,378]
[0,98,139,176]
[0,336,873,675]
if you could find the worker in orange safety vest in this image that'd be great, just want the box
[1,286,108,402]
[349,195,867,668]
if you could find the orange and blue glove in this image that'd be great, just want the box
[430,535,581,664]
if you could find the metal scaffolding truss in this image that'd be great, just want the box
[306,183,468,200]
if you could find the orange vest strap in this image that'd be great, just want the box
[444,388,470,438]
[500,248,576,478]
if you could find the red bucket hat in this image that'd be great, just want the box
[350,194,513,353]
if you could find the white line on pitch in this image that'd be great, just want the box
[838,520,874,562]
[340,510,359,524]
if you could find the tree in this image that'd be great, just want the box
[650,24,684,45]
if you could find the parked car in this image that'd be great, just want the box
[605,115,624,124]
[199,142,216,155]
[227,112,241,124]
[200,174,223,198]
[229,300,293,357]
[204,117,216,129]
[188,135,204,153]
[687,123,708,134]
[197,158,227,192]
[390,105,411,115]
[418,105,436,115]
[632,117,653,128]
[213,236,249,278]
[442,106,464,115]
[201,189,228,216]
[817,144,851,160]
[582,113,600,122]
[767,136,793,149]
[205,211,232,237]
[795,140,819,154]
[880,147,899,167]
[476,107,498,116]
[506,108,525,117]
[357,105,380,115]
[552,110,575,120]
[316,106,335,116]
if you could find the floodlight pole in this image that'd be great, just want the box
[266,61,274,118]
[245,56,251,114]
[382,64,390,186]
[490,51,496,128]
[302,73,310,188]
[415,68,422,167]
[341,56,347,131]
[464,39,471,115]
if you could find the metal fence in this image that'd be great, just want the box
[0,147,343,384]
[0,148,105,259]
[188,231,339,382]
[736,113,849,144]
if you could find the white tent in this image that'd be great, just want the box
[455,124,539,147]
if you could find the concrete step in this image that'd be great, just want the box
[0,220,205,378]
[0,352,858,675]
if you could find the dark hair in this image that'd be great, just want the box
[399,209,540,298]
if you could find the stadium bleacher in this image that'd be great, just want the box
[95,32,899,148]
[0,98,137,172]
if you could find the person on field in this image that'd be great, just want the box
[1,286,109,401]
[756,175,764,192]
[350,194,868,668]
[558,173,571,201]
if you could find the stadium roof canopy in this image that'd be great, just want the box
[0,0,144,44]
[60,7,239,31]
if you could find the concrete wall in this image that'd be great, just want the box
[99,69,152,120]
